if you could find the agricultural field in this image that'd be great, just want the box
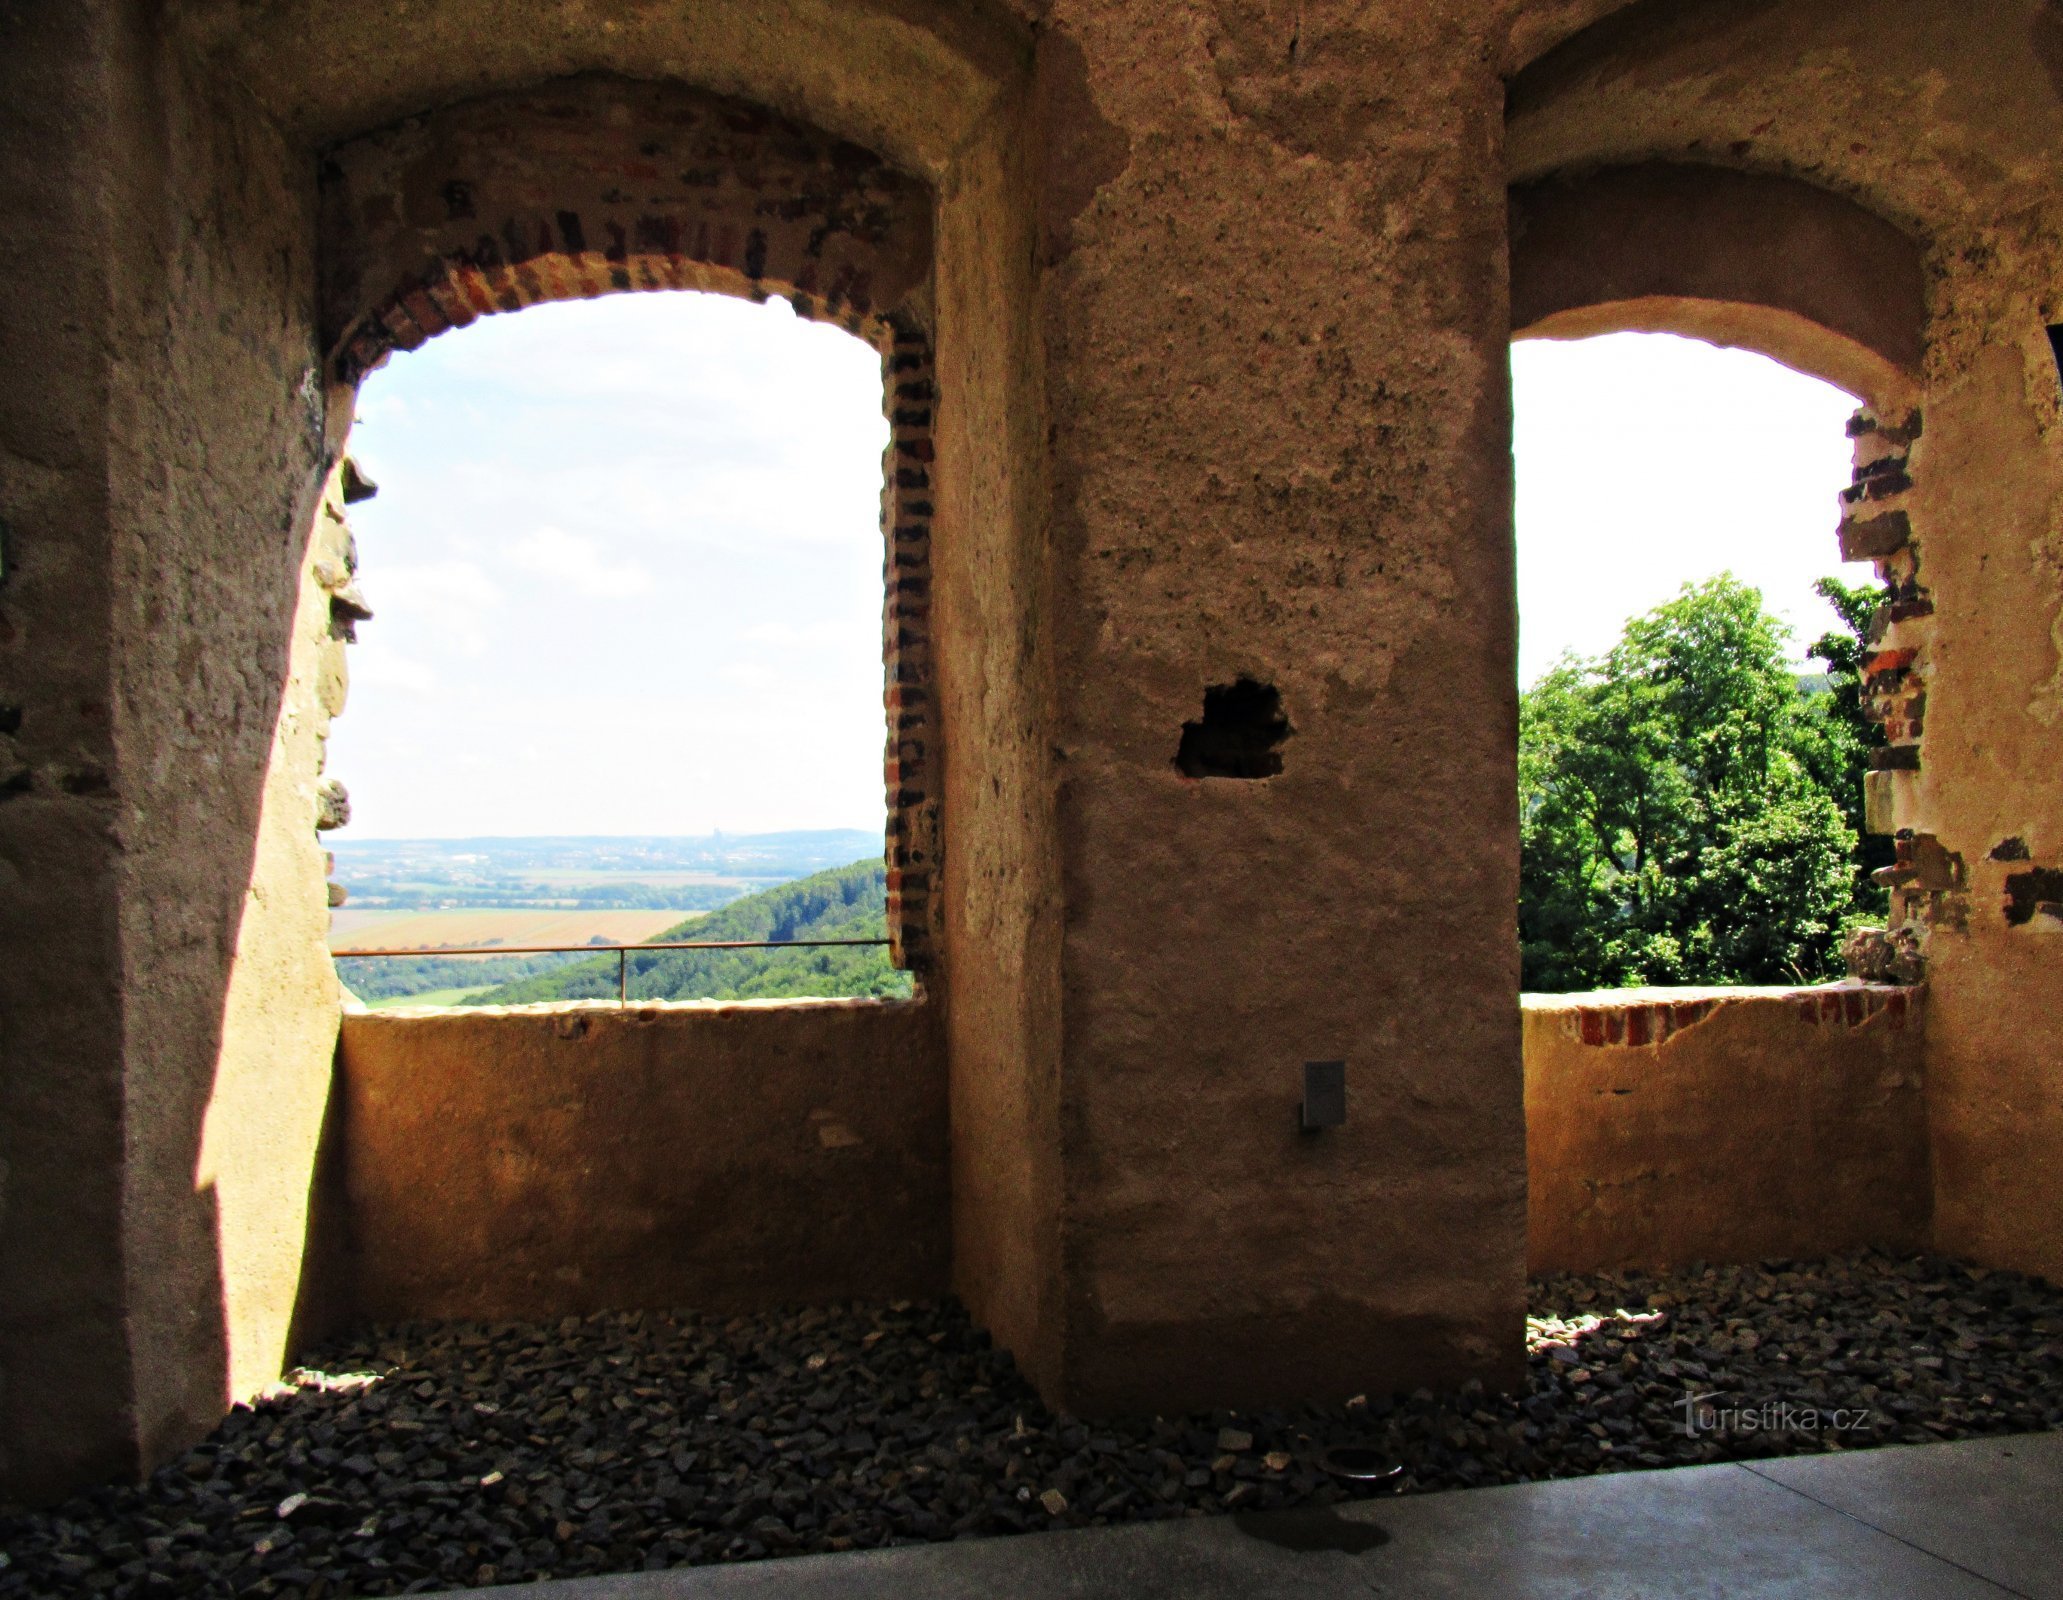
[324,830,882,911]
[322,835,888,1006]
[329,908,699,954]
[364,986,498,1010]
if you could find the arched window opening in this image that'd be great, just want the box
[1512,331,1887,994]
[324,290,914,1006]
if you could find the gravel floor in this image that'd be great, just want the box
[3,1250,2059,1598]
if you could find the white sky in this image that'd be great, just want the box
[329,293,891,839]
[1512,331,1870,685]
[327,299,1873,839]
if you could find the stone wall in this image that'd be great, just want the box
[1510,162,1926,400]
[0,13,344,1500]
[8,0,2063,1508]
[1526,987,1929,1276]
[187,458,359,1418]
[1508,0,2063,1287]
[321,985,1931,1331]
[328,1001,948,1322]
[1033,0,1530,1415]
[927,87,1066,1392]
[107,48,337,1481]
[0,0,1020,1503]
[0,2,140,1503]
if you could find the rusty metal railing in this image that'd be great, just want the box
[332,937,891,1004]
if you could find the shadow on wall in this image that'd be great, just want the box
[1508,162,1926,407]
[151,458,360,1479]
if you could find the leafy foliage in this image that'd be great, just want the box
[465,859,912,1004]
[335,950,591,1002]
[1520,575,1871,992]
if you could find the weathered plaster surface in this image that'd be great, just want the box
[1510,162,1925,401]
[0,0,136,1505]
[929,91,1067,1392]
[1037,0,1526,1412]
[193,465,357,1412]
[1913,332,2063,1282]
[107,45,333,1475]
[1526,987,1929,1276]
[179,0,1029,178]
[332,1002,948,1321]
[8,0,2063,1507]
[1507,0,2063,1294]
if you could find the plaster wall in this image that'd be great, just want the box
[929,94,1067,1390]
[0,1,137,1504]
[12,0,2063,1509]
[331,1001,948,1322]
[1507,0,2063,1298]
[192,470,358,1408]
[1909,335,2063,1284]
[105,41,335,1475]
[0,0,1030,1502]
[1526,987,1929,1276]
[1509,162,1925,402]
[0,5,339,1502]
[1036,0,1527,1413]
[178,0,1026,181]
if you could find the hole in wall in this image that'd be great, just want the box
[2046,326,2063,393]
[1173,678,1292,779]
[2004,867,2063,927]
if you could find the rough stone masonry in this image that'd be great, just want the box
[2,0,2062,1517]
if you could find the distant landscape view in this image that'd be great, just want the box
[329,831,908,1007]
[320,293,903,1010]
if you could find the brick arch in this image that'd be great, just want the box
[318,73,933,384]
[318,73,941,970]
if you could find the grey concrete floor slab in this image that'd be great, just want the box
[452,1436,2063,1600]
[1748,1432,2063,1599]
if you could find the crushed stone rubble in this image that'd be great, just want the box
[2,1251,2058,1597]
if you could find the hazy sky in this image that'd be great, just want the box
[327,297,1871,839]
[1512,332,1869,685]
[331,294,890,839]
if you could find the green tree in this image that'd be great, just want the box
[1519,575,1860,991]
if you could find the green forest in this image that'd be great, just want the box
[465,859,913,1005]
[334,949,590,1003]
[1519,572,1886,992]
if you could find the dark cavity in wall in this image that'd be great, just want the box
[1174,679,1292,779]
[2003,867,2063,926]
[2046,327,2063,394]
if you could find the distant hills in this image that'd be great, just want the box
[464,859,911,1005]
[327,829,884,911]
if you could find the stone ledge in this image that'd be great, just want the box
[1524,984,1919,1048]
[345,995,925,1023]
